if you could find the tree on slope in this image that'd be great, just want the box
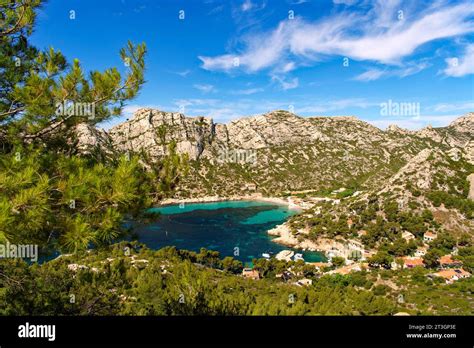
[0,0,166,252]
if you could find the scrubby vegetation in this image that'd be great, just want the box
[1,242,472,315]
[0,0,472,318]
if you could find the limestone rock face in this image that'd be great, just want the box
[72,108,473,197]
[449,112,474,135]
[380,148,435,196]
[413,112,474,149]
[468,173,474,201]
[463,140,474,164]
[73,123,115,155]
[103,109,394,161]
[108,108,214,160]
[219,111,330,149]
[386,124,412,135]
[416,125,444,143]
[64,110,474,163]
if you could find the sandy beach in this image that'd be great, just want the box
[159,194,303,210]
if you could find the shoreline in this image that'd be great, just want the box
[158,194,303,210]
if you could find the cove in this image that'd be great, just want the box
[133,200,326,264]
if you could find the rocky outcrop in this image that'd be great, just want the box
[449,112,474,135]
[72,108,473,196]
[108,108,214,160]
[386,124,412,135]
[413,112,474,149]
[103,109,393,161]
[73,123,115,155]
[468,173,474,200]
[82,108,472,164]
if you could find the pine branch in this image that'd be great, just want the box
[0,2,27,37]
[0,106,25,118]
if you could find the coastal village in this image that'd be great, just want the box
[242,229,471,286]
[239,192,472,287]
[159,188,473,288]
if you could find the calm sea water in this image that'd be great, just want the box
[134,200,325,264]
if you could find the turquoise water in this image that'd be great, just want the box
[135,200,325,263]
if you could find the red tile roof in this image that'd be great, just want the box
[439,255,462,266]
[434,269,471,280]
[402,257,424,267]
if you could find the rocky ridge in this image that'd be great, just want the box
[75,108,473,198]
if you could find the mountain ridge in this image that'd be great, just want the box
[88,108,473,161]
[75,109,473,196]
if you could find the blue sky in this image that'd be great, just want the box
[31,0,474,129]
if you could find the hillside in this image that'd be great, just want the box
[75,109,473,242]
[83,109,473,198]
[2,242,472,315]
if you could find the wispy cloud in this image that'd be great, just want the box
[175,69,191,77]
[199,1,474,76]
[288,0,309,5]
[271,75,299,90]
[231,87,264,95]
[397,60,431,77]
[354,60,431,81]
[242,0,254,12]
[368,114,460,130]
[172,98,254,122]
[354,69,386,81]
[294,98,375,113]
[443,44,474,77]
[103,98,465,130]
[133,5,146,13]
[193,84,217,93]
[231,0,270,32]
[208,5,224,15]
[333,0,358,5]
[430,101,474,113]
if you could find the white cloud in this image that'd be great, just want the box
[199,54,238,71]
[207,5,224,15]
[354,69,386,81]
[443,44,474,77]
[295,98,375,113]
[175,69,191,77]
[242,0,254,12]
[199,1,474,73]
[271,75,299,90]
[99,99,465,130]
[231,87,264,95]
[172,98,256,122]
[354,60,431,81]
[370,0,402,29]
[279,61,297,73]
[193,84,217,93]
[368,114,460,130]
[397,60,431,77]
[289,0,309,4]
[333,0,358,5]
[431,101,474,113]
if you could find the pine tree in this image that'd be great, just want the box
[1,0,146,150]
[0,1,157,251]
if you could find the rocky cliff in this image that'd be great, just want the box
[75,108,473,197]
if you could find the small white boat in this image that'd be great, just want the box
[262,253,271,259]
[293,253,304,261]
